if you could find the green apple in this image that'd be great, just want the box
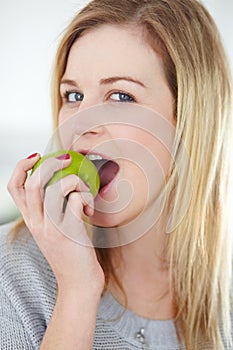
[31,150,100,197]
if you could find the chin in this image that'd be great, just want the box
[90,208,140,229]
[90,212,121,228]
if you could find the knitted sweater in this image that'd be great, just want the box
[0,222,228,349]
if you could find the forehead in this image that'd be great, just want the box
[64,24,166,83]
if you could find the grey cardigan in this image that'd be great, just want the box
[0,222,227,349]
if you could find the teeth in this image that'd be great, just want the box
[85,154,103,161]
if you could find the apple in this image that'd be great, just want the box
[31,150,100,197]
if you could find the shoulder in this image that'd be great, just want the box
[0,221,57,325]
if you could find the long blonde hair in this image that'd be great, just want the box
[13,0,233,348]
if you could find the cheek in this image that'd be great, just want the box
[149,138,172,176]
[109,126,173,177]
[57,109,78,149]
[58,107,72,125]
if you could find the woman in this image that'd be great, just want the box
[1,0,232,349]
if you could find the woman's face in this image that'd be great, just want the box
[59,24,175,228]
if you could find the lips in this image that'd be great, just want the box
[78,151,120,192]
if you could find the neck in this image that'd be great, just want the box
[107,222,175,320]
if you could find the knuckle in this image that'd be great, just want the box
[60,174,79,192]
[68,192,82,206]
[7,182,13,193]
[62,174,79,185]
[68,193,83,211]
[7,179,20,194]
[68,191,79,202]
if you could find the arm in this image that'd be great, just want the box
[40,289,100,350]
[7,154,105,350]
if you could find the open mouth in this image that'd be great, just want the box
[83,153,120,192]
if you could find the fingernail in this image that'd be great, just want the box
[56,153,71,160]
[27,153,38,159]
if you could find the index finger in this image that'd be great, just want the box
[7,153,41,205]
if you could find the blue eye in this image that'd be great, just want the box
[65,91,83,103]
[110,92,135,102]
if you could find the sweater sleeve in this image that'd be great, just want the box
[0,223,57,350]
[0,286,34,349]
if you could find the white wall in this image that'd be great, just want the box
[0,0,233,223]
[0,0,88,223]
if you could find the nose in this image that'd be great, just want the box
[74,102,106,137]
[75,123,105,137]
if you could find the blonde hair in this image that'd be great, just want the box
[13,0,233,348]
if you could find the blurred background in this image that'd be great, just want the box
[0,0,233,224]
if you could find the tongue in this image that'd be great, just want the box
[92,159,119,189]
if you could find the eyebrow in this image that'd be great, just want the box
[99,76,147,88]
[60,79,78,87]
[60,76,147,88]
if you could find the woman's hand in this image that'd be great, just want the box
[8,152,104,349]
[7,153,105,297]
